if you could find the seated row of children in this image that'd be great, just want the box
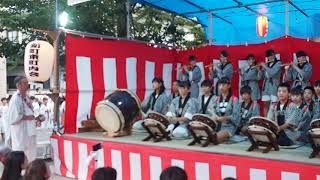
[133,77,320,146]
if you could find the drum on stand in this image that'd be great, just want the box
[308,119,320,158]
[247,116,280,153]
[95,89,141,137]
[142,111,171,142]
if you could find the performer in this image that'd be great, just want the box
[261,49,282,116]
[284,50,312,88]
[166,81,198,139]
[209,50,234,94]
[170,80,180,101]
[178,55,202,98]
[267,83,300,146]
[314,80,320,103]
[213,77,240,143]
[240,54,262,100]
[296,86,320,142]
[133,77,170,130]
[0,98,8,140]
[39,97,53,129]
[198,80,216,116]
[7,76,41,161]
[238,86,260,135]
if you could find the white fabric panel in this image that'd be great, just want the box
[317,175,320,180]
[50,138,61,175]
[150,156,162,180]
[103,58,117,97]
[126,57,137,94]
[96,149,105,168]
[176,63,181,80]
[171,159,184,169]
[195,162,209,180]
[238,60,248,101]
[281,172,299,180]
[144,61,155,100]
[196,62,205,96]
[163,63,173,95]
[111,149,123,180]
[64,140,75,178]
[250,168,266,180]
[221,165,237,179]
[76,57,93,128]
[129,153,142,180]
[77,143,89,180]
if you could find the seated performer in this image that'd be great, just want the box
[166,81,198,138]
[240,54,262,100]
[132,77,170,130]
[213,77,240,143]
[178,55,202,98]
[314,80,320,103]
[209,50,234,94]
[284,50,312,88]
[170,80,180,101]
[261,49,282,116]
[296,86,320,142]
[198,80,216,116]
[267,83,300,146]
[238,86,260,135]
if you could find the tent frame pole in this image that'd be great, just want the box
[126,0,131,39]
[208,11,213,45]
[285,0,289,36]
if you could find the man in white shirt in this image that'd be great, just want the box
[39,97,53,129]
[7,76,38,162]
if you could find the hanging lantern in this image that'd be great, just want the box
[256,16,268,37]
[24,40,54,82]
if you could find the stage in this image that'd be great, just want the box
[50,132,320,180]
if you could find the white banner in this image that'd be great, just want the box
[0,57,7,98]
[68,0,91,6]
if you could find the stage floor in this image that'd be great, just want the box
[63,131,320,166]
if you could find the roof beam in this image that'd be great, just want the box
[183,0,282,15]
[232,0,263,16]
[288,0,309,17]
[182,0,232,24]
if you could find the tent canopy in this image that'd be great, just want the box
[134,0,320,45]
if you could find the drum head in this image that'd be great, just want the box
[147,111,169,127]
[310,119,320,129]
[247,125,276,142]
[249,116,279,135]
[192,114,217,130]
[95,101,124,133]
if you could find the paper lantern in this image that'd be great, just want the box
[24,40,54,82]
[256,16,268,37]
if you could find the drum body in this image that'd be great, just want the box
[144,111,170,133]
[247,116,279,142]
[95,89,141,133]
[309,119,320,146]
[189,114,217,137]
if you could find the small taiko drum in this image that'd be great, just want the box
[143,111,170,133]
[189,114,218,137]
[247,116,279,143]
[309,119,320,146]
[95,89,141,136]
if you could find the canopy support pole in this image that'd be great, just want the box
[126,0,131,39]
[208,11,213,45]
[285,0,289,36]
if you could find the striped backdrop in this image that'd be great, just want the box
[51,135,320,180]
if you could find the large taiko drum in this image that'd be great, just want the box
[189,114,218,137]
[309,119,320,146]
[247,116,279,143]
[95,89,141,135]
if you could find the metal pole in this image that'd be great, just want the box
[126,0,131,39]
[208,11,213,45]
[285,0,289,36]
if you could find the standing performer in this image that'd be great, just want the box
[133,77,170,130]
[240,54,262,100]
[267,83,300,146]
[209,50,234,95]
[0,98,8,141]
[178,55,202,98]
[238,86,260,135]
[39,97,53,129]
[213,77,240,143]
[198,80,216,116]
[7,76,40,161]
[166,81,198,139]
[283,50,312,88]
[261,49,282,116]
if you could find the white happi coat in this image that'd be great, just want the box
[7,91,37,161]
